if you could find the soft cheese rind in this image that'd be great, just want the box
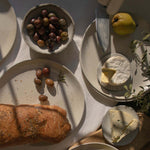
[109,109,138,143]
[100,54,131,90]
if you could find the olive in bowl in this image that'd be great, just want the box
[22,3,75,54]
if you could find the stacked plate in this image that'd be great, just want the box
[80,16,150,102]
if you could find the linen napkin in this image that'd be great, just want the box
[97,0,124,15]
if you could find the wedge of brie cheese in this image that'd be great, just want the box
[100,68,116,86]
[100,54,131,90]
[109,109,139,143]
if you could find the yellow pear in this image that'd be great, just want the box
[112,13,136,35]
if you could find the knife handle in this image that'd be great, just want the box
[98,0,125,15]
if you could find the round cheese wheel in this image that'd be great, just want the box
[100,54,131,90]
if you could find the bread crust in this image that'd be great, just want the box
[0,104,71,147]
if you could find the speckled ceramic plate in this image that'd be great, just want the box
[102,105,139,146]
[0,59,85,130]
[0,0,17,60]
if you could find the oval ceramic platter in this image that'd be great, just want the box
[80,15,150,102]
[69,142,118,150]
[0,59,85,131]
[0,0,17,61]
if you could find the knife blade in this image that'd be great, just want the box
[95,4,110,52]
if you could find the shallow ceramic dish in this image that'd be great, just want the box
[102,105,139,146]
[80,17,150,101]
[0,59,84,131]
[69,142,118,150]
[0,0,17,61]
[22,3,75,54]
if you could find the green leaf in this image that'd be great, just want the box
[128,32,150,116]
[139,86,144,90]
[142,50,147,63]
[124,85,128,91]
[124,92,131,98]
[129,84,132,90]
[143,33,150,41]
[57,71,66,83]
[130,40,137,51]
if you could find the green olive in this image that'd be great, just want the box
[26,24,34,31]
[26,24,35,35]
[60,31,68,41]
[43,17,49,26]
[59,18,66,26]
[48,12,56,18]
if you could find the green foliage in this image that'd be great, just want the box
[57,71,66,83]
[123,84,135,98]
[123,33,150,116]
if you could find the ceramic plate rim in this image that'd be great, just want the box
[0,58,85,130]
[0,0,17,61]
[69,142,118,150]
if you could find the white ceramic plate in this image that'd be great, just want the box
[80,17,150,101]
[0,0,17,60]
[69,142,118,150]
[102,105,139,146]
[0,59,85,130]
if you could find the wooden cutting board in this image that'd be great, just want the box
[69,113,150,150]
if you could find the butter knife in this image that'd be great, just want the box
[95,4,110,52]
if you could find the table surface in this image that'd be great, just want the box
[0,0,121,149]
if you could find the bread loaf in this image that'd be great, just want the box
[0,104,71,147]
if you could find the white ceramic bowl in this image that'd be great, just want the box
[69,142,118,150]
[22,3,75,54]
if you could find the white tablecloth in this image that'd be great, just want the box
[1,0,117,149]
